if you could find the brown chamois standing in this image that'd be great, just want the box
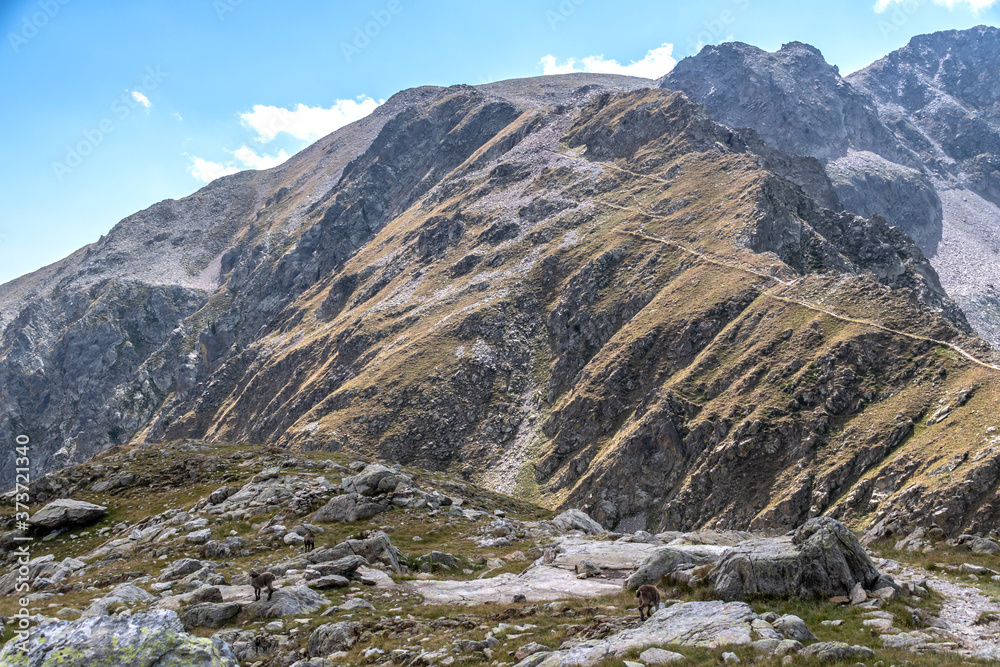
[249,570,276,601]
[636,584,661,621]
[303,530,315,553]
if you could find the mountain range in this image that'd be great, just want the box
[5,26,1000,536]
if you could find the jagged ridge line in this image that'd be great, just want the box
[596,201,1000,374]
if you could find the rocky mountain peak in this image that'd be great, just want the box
[659,40,908,164]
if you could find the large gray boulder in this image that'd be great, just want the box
[800,641,876,661]
[625,544,728,590]
[181,602,242,629]
[243,585,326,619]
[303,555,365,579]
[28,499,107,529]
[307,621,362,657]
[313,493,387,523]
[342,464,412,496]
[714,517,883,600]
[159,558,205,582]
[304,531,401,573]
[0,609,237,666]
[551,509,604,535]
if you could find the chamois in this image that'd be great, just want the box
[249,570,276,601]
[635,584,661,621]
[303,530,315,553]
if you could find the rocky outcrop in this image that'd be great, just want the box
[27,499,106,529]
[534,601,758,665]
[661,27,1000,349]
[625,544,727,590]
[550,509,605,535]
[181,602,242,629]
[242,585,326,619]
[0,609,238,666]
[713,518,884,600]
[307,622,362,657]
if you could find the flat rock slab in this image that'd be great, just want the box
[548,537,661,572]
[407,565,623,605]
[539,601,758,665]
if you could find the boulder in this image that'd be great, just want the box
[187,528,212,544]
[309,574,350,589]
[284,532,305,546]
[308,621,362,657]
[313,493,387,523]
[107,582,155,602]
[714,517,882,600]
[415,551,462,571]
[772,614,816,642]
[639,647,686,664]
[342,464,412,496]
[547,601,756,664]
[208,486,233,504]
[340,597,375,611]
[799,641,877,661]
[28,499,107,529]
[625,544,727,589]
[181,602,242,629]
[0,609,237,666]
[159,558,205,582]
[305,555,366,580]
[243,585,326,619]
[515,642,550,661]
[306,531,401,572]
[551,509,604,535]
[971,537,1000,554]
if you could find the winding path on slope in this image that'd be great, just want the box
[595,198,1000,374]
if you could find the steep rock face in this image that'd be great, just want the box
[3,72,1000,537]
[660,41,913,163]
[848,25,1000,346]
[660,27,1000,348]
[0,281,204,483]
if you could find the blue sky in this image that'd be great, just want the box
[1,0,998,285]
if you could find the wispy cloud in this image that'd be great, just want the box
[188,146,295,183]
[539,43,676,79]
[171,111,183,121]
[232,146,292,169]
[188,96,381,183]
[189,156,239,183]
[131,90,152,110]
[240,97,381,143]
[874,0,997,11]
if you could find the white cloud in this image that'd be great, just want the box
[539,43,677,79]
[131,91,152,110]
[172,112,183,121]
[189,157,239,183]
[188,146,294,183]
[240,97,381,143]
[189,95,379,183]
[874,0,997,11]
[232,145,292,170]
